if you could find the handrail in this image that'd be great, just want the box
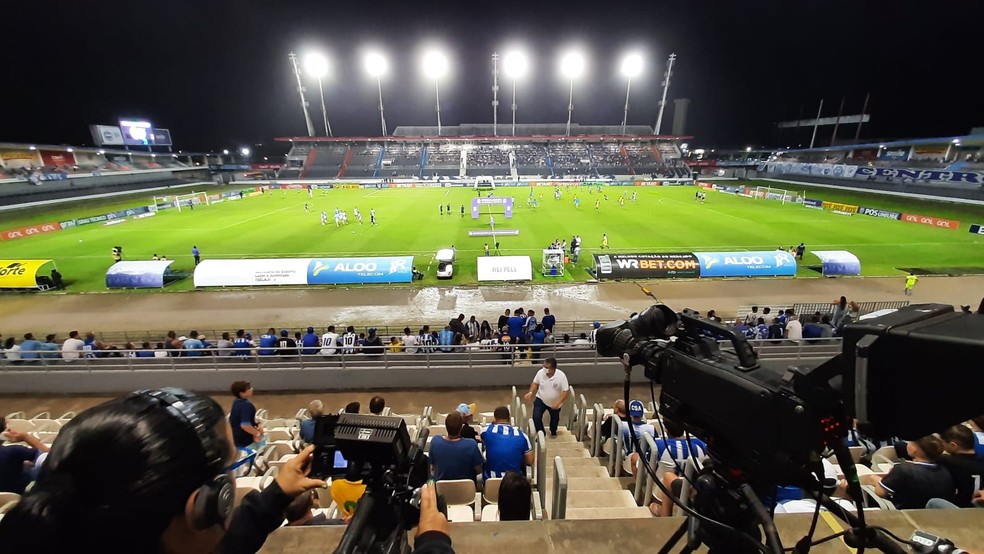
[552,456,567,520]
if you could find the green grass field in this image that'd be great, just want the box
[1,180,982,292]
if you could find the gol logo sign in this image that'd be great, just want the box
[0,221,61,241]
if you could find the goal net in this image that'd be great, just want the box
[753,186,803,205]
[474,176,495,190]
[172,191,210,212]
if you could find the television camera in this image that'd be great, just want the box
[596,302,984,553]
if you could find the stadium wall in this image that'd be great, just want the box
[0,167,210,207]
[0,359,639,395]
[760,176,984,205]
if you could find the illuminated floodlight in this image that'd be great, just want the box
[503,51,528,78]
[97,150,105,155]
[67,148,74,152]
[746,146,753,152]
[222,149,230,155]
[29,145,37,151]
[365,53,387,77]
[560,52,585,79]
[620,53,643,78]
[304,53,329,79]
[240,147,251,157]
[422,51,448,79]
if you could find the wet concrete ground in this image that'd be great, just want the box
[0,275,980,334]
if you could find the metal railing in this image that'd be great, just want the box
[0,338,841,372]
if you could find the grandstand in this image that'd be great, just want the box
[274,124,694,181]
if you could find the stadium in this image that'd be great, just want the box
[1,2,983,552]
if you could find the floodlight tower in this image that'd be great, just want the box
[503,51,528,136]
[288,51,316,137]
[653,52,676,135]
[560,52,585,136]
[365,53,388,136]
[422,51,449,136]
[620,53,643,135]
[304,53,332,137]
[492,52,500,136]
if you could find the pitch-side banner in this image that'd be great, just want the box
[0,260,53,289]
[970,224,984,236]
[694,251,797,278]
[194,259,310,287]
[306,257,413,284]
[106,260,175,288]
[594,253,699,279]
[811,251,861,276]
[477,256,533,282]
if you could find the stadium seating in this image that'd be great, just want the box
[302,144,348,178]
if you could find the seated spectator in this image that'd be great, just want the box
[969,416,984,459]
[276,329,297,357]
[622,400,657,471]
[0,417,50,493]
[259,328,278,356]
[216,332,234,356]
[363,328,383,356]
[136,341,156,358]
[19,333,42,361]
[0,388,327,552]
[300,400,323,444]
[429,411,483,482]
[300,327,320,356]
[784,314,802,341]
[388,336,403,352]
[344,401,360,414]
[369,396,386,416]
[456,403,479,441]
[481,407,533,479]
[39,334,60,358]
[165,330,184,355]
[572,333,591,347]
[182,331,206,356]
[767,317,784,340]
[401,327,418,354]
[331,462,368,520]
[61,331,84,361]
[653,418,708,517]
[938,425,984,507]
[496,471,532,521]
[601,400,628,442]
[284,490,343,526]
[153,342,168,358]
[861,435,953,510]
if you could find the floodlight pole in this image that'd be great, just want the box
[288,51,316,137]
[566,78,575,136]
[317,77,332,137]
[435,80,442,136]
[492,52,500,136]
[809,98,824,148]
[621,77,633,135]
[653,52,676,135]
[511,78,518,136]
[376,76,388,136]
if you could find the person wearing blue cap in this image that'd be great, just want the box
[277,329,298,357]
[589,321,601,345]
[622,400,656,472]
[301,326,320,356]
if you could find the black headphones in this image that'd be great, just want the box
[134,388,235,530]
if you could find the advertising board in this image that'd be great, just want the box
[858,206,902,220]
[119,119,154,146]
[0,222,61,241]
[900,213,960,230]
[306,257,413,284]
[477,256,532,282]
[593,253,699,279]
[0,260,54,288]
[105,260,175,288]
[811,251,862,276]
[694,251,797,278]
[193,259,310,287]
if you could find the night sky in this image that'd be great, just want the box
[3,0,982,156]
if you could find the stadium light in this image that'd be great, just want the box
[66,148,74,152]
[364,53,388,136]
[240,147,251,157]
[619,53,643,134]
[304,53,332,137]
[222,149,230,155]
[422,51,449,135]
[503,51,528,136]
[746,146,753,152]
[560,52,585,135]
[28,145,36,151]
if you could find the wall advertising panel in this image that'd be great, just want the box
[0,148,41,168]
[0,260,54,288]
[90,125,125,146]
[306,257,413,284]
[969,224,984,235]
[821,201,859,214]
[194,259,311,287]
[106,260,175,288]
[477,256,533,282]
[39,150,76,166]
[694,251,797,278]
[0,222,61,241]
[593,253,699,279]
[858,206,902,220]
[803,198,823,208]
[900,213,960,230]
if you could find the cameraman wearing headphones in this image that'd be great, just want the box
[0,388,454,553]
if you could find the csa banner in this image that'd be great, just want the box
[307,257,413,284]
[594,253,699,279]
[694,251,797,278]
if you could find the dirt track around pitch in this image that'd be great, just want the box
[0,275,981,334]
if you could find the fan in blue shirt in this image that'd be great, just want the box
[429,412,484,482]
[481,407,534,478]
[18,334,43,361]
[258,328,277,355]
[301,327,320,355]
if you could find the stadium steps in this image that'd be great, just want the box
[372,145,386,179]
[649,145,664,163]
[539,426,645,519]
[298,146,319,179]
[620,145,636,175]
[419,145,428,179]
[337,146,352,178]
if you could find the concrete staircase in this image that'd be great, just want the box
[541,426,651,520]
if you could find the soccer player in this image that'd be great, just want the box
[460,204,465,217]
[341,326,358,354]
[370,208,377,226]
[484,243,490,256]
[631,192,637,202]
[446,203,451,213]
[354,207,363,225]
[904,273,918,295]
[304,202,309,212]
[321,211,328,226]
[618,196,625,208]
[594,198,600,211]
[440,204,444,216]
[191,246,201,265]
[574,197,580,209]
[602,233,609,249]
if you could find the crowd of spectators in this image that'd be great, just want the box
[469,145,510,168]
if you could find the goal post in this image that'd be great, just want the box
[754,186,803,205]
[474,176,495,191]
[173,191,210,212]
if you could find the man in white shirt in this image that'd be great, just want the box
[785,314,803,341]
[320,325,340,357]
[61,330,85,362]
[524,357,570,437]
[401,327,418,354]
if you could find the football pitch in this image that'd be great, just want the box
[1,181,983,292]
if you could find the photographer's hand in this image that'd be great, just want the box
[275,444,326,496]
[416,481,451,539]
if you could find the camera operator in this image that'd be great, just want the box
[0,388,326,554]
